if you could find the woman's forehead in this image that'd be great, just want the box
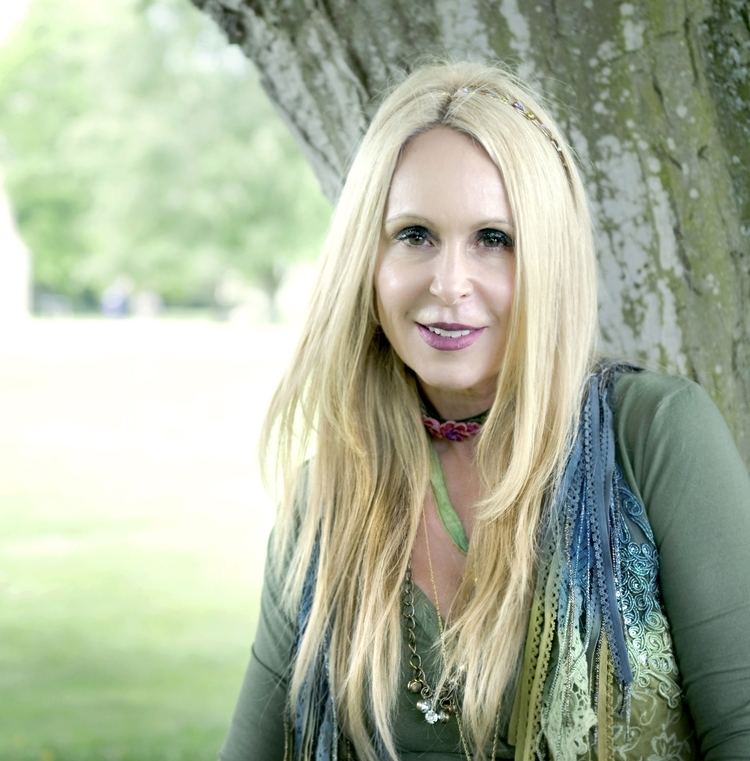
[385,127,511,226]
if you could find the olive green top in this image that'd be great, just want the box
[219,372,750,760]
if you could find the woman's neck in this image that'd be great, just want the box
[419,385,495,422]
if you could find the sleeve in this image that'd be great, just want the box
[218,532,295,761]
[617,373,750,759]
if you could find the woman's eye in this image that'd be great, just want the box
[395,225,431,247]
[478,228,514,249]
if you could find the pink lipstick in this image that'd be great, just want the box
[417,322,485,351]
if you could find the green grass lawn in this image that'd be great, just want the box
[0,318,296,760]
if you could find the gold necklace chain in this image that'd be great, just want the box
[420,510,500,760]
[403,568,460,723]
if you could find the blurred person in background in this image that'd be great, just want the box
[100,275,133,317]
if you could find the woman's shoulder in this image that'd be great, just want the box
[613,365,704,415]
[610,363,747,515]
[611,365,712,500]
[611,365,717,450]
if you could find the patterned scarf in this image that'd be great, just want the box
[287,364,684,760]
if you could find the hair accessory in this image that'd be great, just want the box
[507,99,568,174]
[421,409,488,442]
[458,86,570,179]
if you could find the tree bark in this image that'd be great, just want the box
[191,0,750,464]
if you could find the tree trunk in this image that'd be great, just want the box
[191,0,750,464]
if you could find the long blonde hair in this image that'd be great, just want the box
[262,61,598,760]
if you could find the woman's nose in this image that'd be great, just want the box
[428,243,473,305]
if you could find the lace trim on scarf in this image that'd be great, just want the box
[287,364,695,760]
[510,367,696,760]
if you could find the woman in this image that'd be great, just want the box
[220,62,750,760]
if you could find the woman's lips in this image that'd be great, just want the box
[416,323,485,351]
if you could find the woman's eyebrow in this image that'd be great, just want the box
[384,213,431,225]
[384,213,514,227]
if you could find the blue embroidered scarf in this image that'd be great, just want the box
[288,364,655,760]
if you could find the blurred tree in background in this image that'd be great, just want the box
[0,0,330,316]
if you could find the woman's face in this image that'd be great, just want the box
[375,127,516,418]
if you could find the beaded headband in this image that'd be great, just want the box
[459,86,571,181]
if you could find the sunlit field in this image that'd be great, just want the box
[0,317,295,760]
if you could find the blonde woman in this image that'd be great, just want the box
[220,62,750,760]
